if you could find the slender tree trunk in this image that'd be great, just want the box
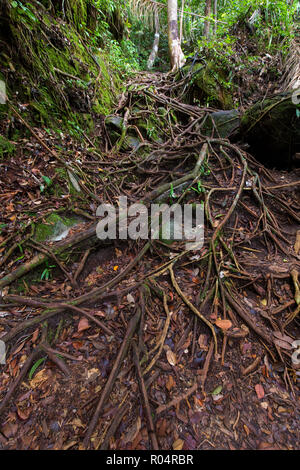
[179,0,185,43]
[213,0,217,35]
[204,0,212,38]
[147,9,160,69]
[167,0,185,72]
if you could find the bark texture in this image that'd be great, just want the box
[167,0,185,72]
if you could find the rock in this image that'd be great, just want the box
[181,62,234,110]
[202,109,240,138]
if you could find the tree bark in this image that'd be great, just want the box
[204,0,212,38]
[213,0,217,35]
[147,9,160,69]
[167,0,185,72]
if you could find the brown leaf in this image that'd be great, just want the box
[166,349,177,367]
[255,383,265,399]
[173,438,184,450]
[273,331,293,350]
[31,328,39,343]
[198,334,208,350]
[274,339,293,350]
[166,374,175,391]
[78,318,90,332]
[1,422,18,438]
[215,319,232,330]
[17,407,31,421]
[123,417,141,444]
[156,418,168,437]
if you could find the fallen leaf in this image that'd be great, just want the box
[123,417,141,444]
[78,318,90,332]
[166,374,175,391]
[1,422,18,438]
[255,383,264,399]
[215,319,232,330]
[166,349,177,366]
[173,438,184,450]
[273,331,293,350]
[127,293,135,304]
[29,368,50,389]
[70,418,85,429]
[17,406,31,420]
[211,385,222,395]
[31,328,39,343]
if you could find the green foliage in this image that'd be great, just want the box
[41,260,56,281]
[0,135,16,160]
[29,357,47,379]
[11,0,38,23]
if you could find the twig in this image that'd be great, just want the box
[133,341,159,450]
[156,383,197,414]
[83,307,142,448]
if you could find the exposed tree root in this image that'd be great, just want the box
[0,71,299,449]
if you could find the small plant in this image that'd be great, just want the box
[40,175,52,193]
[41,260,56,281]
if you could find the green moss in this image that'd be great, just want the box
[183,62,234,110]
[34,213,79,242]
[2,3,119,138]
[0,135,16,160]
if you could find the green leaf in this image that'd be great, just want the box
[11,1,18,7]
[29,357,46,380]
[42,175,52,186]
[40,268,48,280]
[211,385,222,395]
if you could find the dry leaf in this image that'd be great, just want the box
[30,368,49,389]
[123,417,141,444]
[78,318,90,332]
[70,418,85,429]
[1,422,18,438]
[215,319,232,330]
[166,349,177,366]
[31,328,39,343]
[173,438,184,450]
[127,293,135,304]
[166,374,175,391]
[198,334,208,350]
[273,331,293,350]
[17,406,31,420]
[255,383,265,399]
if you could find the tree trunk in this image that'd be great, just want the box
[203,0,211,38]
[167,0,185,72]
[213,0,217,36]
[147,10,160,70]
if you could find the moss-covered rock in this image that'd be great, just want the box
[202,109,240,138]
[34,213,81,242]
[181,62,234,110]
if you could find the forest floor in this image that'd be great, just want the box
[0,67,299,450]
